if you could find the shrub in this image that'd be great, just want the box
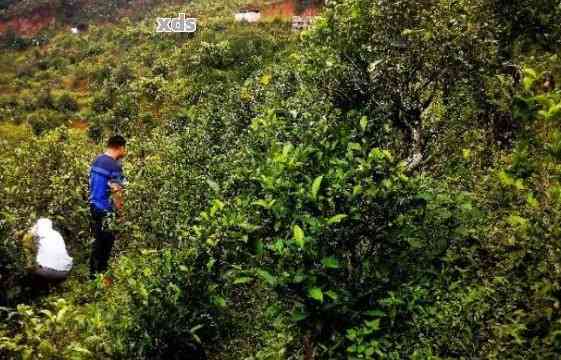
[89,64,112,85]
[113,93,138,121]
[0,249,220,359]
[34,89,55,110]
[196,41,235,69]
[0,94,18,109]
[56,93,79,113]
[0,298,107,358]
[15,62,35,78]
[113,63,134,85]
[0,28,30,50]
[27,110,66,135]
[0,122,32,145]
[0,221,28,307]
[0,127,93,252]
[86,115,104,143]
[101,249,215,358]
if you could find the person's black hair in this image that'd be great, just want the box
[107,135,126,149]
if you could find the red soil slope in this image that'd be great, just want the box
[262,0,321,18]
[0,7,55,36]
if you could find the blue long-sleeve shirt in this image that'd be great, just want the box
[89,154,124,212]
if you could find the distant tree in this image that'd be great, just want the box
[0,28,31,50]
[59,0,81,21]
[294,0,322,14]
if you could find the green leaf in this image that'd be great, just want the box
[547,103,561,121]
[206,179,220,193]
[365,319,380,330]
[527,193,539,208]
[360,116,368,131]
[190,324,204,343]
[293,224,305,248]
[291,310,308,322]
[327,214,347,225]
[308,287,324,302]
[233,277,253,285]
[321,256,340,269]
[293,272,306,283]
[253,199,275,209]
[369,147,384,160]
[498,170,514,187]
[326,290,338,300]
[56,307,68,323]
[206,258,215,271]
[211,296,226,307]
[273,239,285,253]
[348,142,361,151]
[310,175,323,200]
[282,142,293,157]
[460,202,473,211]
[210,199,224,217]
[365,309,385,317]
[407,238,424,249]
[401,28,417,36]
[506,214,528,229]
[190,324,204,333]
[523,67,537,80]
[256,269,277,286]
[417,192,433,202]
[255,239,264,256]
[70,346,92,355]
[523,76,536,92]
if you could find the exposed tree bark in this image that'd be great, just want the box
[405,108,424,172]
[303,333,314,360]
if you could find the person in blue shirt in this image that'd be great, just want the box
[88,135,127,279]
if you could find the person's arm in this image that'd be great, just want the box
[109,163,125,213]
[110,181,124,212]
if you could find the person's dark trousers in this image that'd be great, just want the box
[31,266,69,296]
[89,205,115,279]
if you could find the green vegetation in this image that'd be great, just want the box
[1,0,561,358]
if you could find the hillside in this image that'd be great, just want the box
[1,0,561,359]
[0,0,178,24]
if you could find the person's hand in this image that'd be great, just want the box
[109,181,123,193]
[110,182,124,211]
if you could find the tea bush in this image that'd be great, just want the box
[55,93,79,113]
[0,128,94,300]
[0,249,222,359]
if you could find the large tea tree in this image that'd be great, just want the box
[193,84,476,355]
[301,0,497,170]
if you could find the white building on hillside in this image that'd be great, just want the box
[234,7,261,22]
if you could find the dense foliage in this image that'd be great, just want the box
[1,0,561,358]
[1,0,164,22]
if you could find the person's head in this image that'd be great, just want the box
[106,135,127,160]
